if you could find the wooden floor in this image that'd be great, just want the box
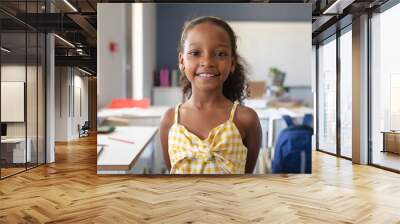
[1,135,400,223]
[1,167,25,178]
[1,163,45,178]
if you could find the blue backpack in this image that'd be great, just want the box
[272,114,313,174]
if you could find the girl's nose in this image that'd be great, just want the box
[200,54,216,67]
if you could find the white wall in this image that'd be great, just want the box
[55,67,89,141]
[97,3,156,103]
[75,75,89,125]
[1,64,46,163]
[1,66,26,139]
[73,74,89,137]
[55,67,69,141]
[228,21,312,87]
[141,3,156,100]
[131,3,156,100]
[98,3,128,108]
[1,65,35,137]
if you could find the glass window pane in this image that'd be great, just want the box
[38,32,45,165]
[371,3,400,171]
[339,28,352,158]
[318,36,337,154]
[1,31,27,177]
[27,31,38,169]
[0,1,46,179]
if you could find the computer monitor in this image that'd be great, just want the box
[1,123,7,137]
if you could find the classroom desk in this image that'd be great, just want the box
[98,106,169,126]
[98,107,169,173]
[1,138,31,163]
[98,106,169,118]
[97,126,158,174]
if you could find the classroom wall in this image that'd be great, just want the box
[98,3,156,103]
[98,3,128,108]
[228,21,311,86]
[156,3,311,86]
[97,3,312,107]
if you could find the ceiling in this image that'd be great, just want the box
[0,0,99,74]
[0,0,392,75]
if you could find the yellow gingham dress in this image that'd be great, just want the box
[168,101,247,174]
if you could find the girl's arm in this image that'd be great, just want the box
[159,108,175,171]
[239,107,262,174]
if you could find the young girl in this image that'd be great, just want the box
[160,16,261,174]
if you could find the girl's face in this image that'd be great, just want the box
[179,22,236,93]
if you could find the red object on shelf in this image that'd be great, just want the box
[107,98,150,109]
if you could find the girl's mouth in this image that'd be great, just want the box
[196,73,219,78]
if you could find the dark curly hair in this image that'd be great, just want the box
[178,16,249,103]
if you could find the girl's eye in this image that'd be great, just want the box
[188,51,200,56]
[216,52,228,58]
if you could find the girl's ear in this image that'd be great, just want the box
[230,57,236,74]
[178,52,185,72]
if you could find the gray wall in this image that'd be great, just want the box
[156,3,311,70]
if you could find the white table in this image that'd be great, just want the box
[98,107,169,173]
[97,126,158,174]
[98,106,169,119]
[1,138,32,163]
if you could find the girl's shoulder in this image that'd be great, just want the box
[160,106,177,131]
[235,104,260,127]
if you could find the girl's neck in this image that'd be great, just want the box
[188,89,229,109]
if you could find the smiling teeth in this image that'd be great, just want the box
[198,73,216,77]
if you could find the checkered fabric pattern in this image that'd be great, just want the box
[168,101,247,174]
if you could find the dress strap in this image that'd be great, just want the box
[174,104,181,124]
[229,101,239,121]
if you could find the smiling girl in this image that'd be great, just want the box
[160,16,261,174]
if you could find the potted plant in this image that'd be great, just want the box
[266,67,286,98]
